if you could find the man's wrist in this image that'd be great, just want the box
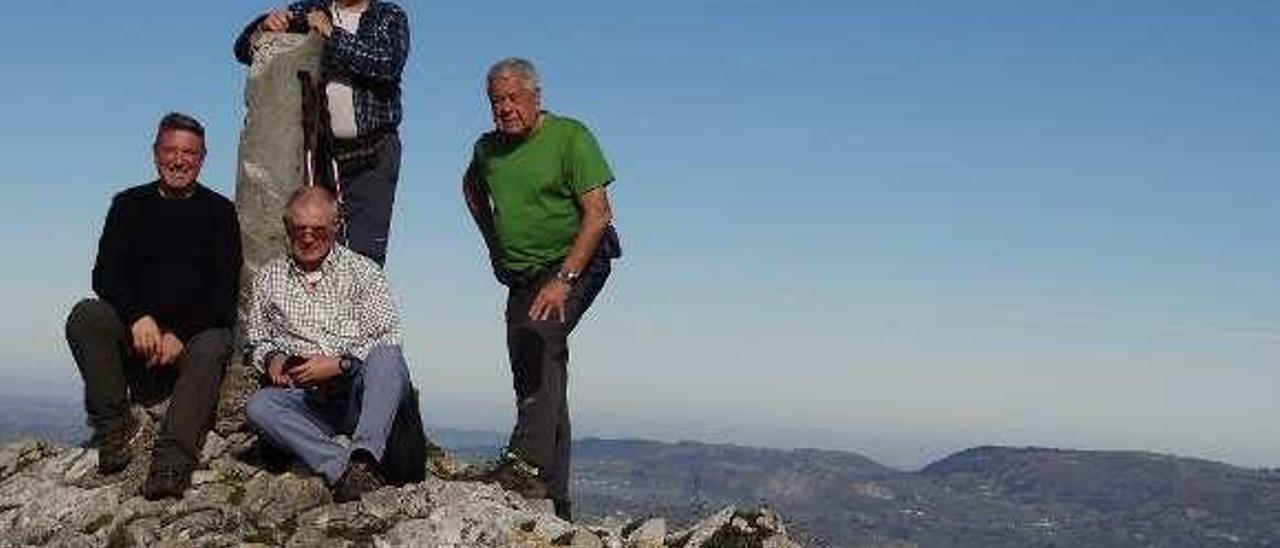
[554,268,580,288]
[262,350,286,371]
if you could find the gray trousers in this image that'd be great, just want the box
[505,264,610,502]
[245,344,410,484]
[64,299,231,466]
[338,132,400,266]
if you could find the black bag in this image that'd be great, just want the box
[380,387,428,485]
[597,224,623,260]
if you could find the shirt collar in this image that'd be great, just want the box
[288,244,344,278]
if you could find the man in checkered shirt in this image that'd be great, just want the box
[243,185,414,502]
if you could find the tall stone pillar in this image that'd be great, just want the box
[234,32,322,283]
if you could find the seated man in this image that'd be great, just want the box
[244,185,419,501]
[65,112,242,499]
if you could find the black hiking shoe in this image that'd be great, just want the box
[334,450,385,503]
[484,450,549,500]
[95,414,139,475]
[553,498,572,522]
[141,461,192,500]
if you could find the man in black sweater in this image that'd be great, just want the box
[65,113,243,500]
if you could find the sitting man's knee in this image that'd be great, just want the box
[185,328,233,362]
[189,328,233,350]
[244,391,276,427]
[66,298,114,337]
[364,345,411,397]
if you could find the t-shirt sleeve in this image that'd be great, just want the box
[568,124,614,196]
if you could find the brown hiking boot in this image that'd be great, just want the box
[95,414,139,475]
[333,450,385,503]
[484,451,549,500]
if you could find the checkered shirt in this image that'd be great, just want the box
[245,244,402,372]
[288,0,409,135]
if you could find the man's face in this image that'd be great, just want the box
[488,75,541,137]
[286,202,337,270]
[153,129,205,194]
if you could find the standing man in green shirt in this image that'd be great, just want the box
[463,57,620,522]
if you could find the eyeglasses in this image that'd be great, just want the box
[286,223,335,240]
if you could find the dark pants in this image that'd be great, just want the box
[504,261,610,503]
[337,132,401,266]
[65,299,231,467]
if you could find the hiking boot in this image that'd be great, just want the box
[553,498,572,522]
[141,462,192,500]
[333,450,385,503]
[484,451,548,500]
[95,414,139,475]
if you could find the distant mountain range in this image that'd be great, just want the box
[3,393,1276,546]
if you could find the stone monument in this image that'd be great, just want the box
[233,32,323,284]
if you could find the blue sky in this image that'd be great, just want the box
[1,1,1277,469]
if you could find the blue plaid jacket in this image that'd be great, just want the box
[235,0,410,136]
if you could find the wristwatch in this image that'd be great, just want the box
[555,268,580,287]
[339,355,358,375]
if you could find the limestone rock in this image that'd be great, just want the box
[623,517,665,548]
[0,364,802,547]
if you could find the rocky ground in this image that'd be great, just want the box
[0,365,800,548]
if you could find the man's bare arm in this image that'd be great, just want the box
[527,186,612,322]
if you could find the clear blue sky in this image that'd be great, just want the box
[1,1,1277,469]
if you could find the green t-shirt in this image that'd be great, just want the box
[470,113,614,272]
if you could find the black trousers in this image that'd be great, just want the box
[337,132,401,266]
[504,261,610,503]
[65,299,231,466]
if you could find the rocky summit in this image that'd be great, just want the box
[0,365,800,548]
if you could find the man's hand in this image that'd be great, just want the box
[130,316,162,363]
[155,333,185,367]
[267,354,294,387]
[288,355,342,387]
[259,9,292,32]
[529,279,571,322]
[306,10,334,37]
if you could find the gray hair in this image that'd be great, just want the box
[154,112,206,150]
[283,185,339,224]
[486,57,540,91]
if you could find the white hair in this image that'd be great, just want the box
[284,185,339,225]
[486,57,540,91]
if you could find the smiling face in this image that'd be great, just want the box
[487,74,541,138]
[153,129,205,196]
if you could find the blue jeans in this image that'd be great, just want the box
[245,344,410,483]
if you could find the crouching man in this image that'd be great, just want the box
[244,185,421,501]
[65,112,241,499]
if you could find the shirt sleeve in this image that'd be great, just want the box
[323,4,409,86]
[91,194,144,326]
[244,269,284,373]
[233,1,322,64]
[213,201,244,331]
[568,122,615,196]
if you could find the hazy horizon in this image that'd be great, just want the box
[1,372,1273,472]
[2,3,1277,472]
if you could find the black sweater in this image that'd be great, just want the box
[91,181,243,340]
